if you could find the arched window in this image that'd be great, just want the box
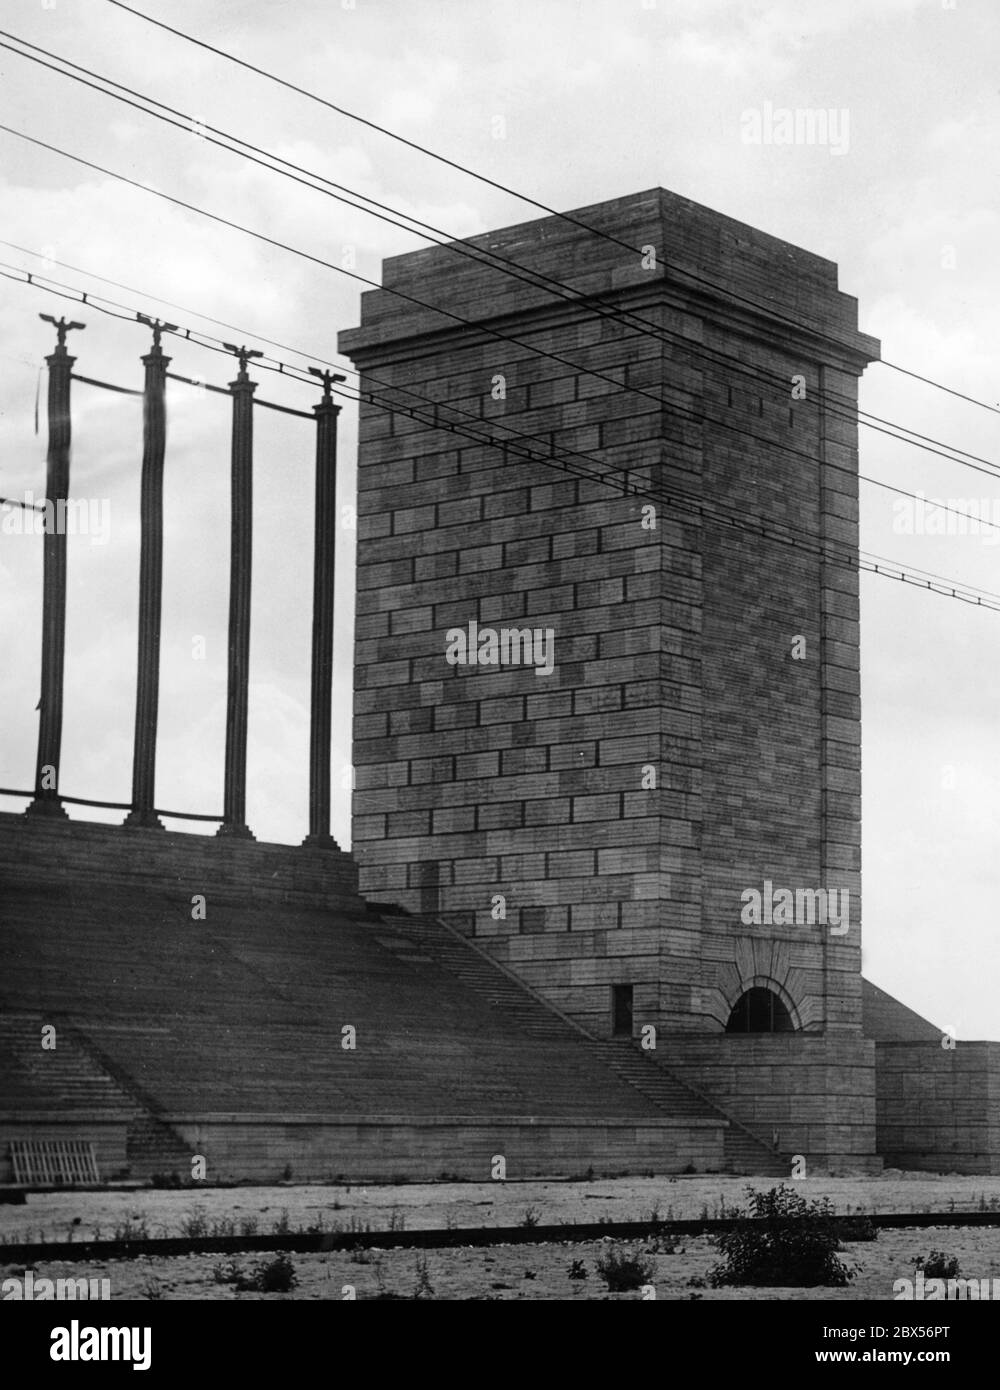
[725,987,795,1034]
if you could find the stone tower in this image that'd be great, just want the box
[340,188,881,1168]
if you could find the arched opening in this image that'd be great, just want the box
[725,987,795,1034]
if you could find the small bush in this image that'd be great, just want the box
[708,1185,856,1288]
[178,1211,208,1239]
[213,1253,298,1293]
[412,1253,434,1299]
[567,1259,588,1281]
[254,1253,297,1293]
[917,1251,960,1280]
[839,1215,878,1243]
[212,1259,242,1286]
[520,1206,540,1229]
[150,1172,183,1189]
[596,1245,655,1292]
[113,1214,150,1242]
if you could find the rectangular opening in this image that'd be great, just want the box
[611,984,634,1037]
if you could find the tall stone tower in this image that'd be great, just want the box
[340,189,881,1169]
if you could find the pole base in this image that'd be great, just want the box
[123,809,165,830]
[301,832,339,851]
[216,822,255,841]
[24,796,68,821]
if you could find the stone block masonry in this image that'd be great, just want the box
[875,1042,1000,1174]
[341,188,881,1166]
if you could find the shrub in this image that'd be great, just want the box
[918,1251,960,1280]
[839,1215,877,1243]
[708,1185,856,1288]
[150,1172,183,1189]
[178,1211,208,1239]
[520,1206,540,1229]
[212,1259,242,1286]
[412,1253,434,1299]
[253,1253,297,1293]
[213,1253,298,1293]
[567,1259,588,1281]
[596,1245,656,1292]
[113,1214,150,1242]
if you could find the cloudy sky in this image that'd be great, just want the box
[0,0,997,1039]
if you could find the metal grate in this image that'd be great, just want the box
[10,1139,99,1186]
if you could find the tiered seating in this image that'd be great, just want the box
[0,1012,137,1116]
[1,882,668,1122]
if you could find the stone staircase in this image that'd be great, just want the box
[3,876,684,1169]
[373,910,787,1176]
[0,1012,137,1116]
[124,1115,193,1180]
[0,1011,192,1181]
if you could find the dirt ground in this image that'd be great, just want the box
[4,1226,1000,1301]
[2,1170,999,1245]
[3,1172,1000,1300]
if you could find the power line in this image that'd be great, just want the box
[6,257,1000,618]
[879,359,1000,417]
[4,32,996,483]
[1,31,877,427]
[0,238,346,374]
[102,0,1000,420]
[1,496,46,513]
[9,251,1000,551]
[5,113,1000,528]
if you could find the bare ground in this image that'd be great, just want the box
[4,1173,1000,1300]
[4,1225,1000,1301]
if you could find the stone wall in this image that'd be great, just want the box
[168,1112,726,1183]
[662,1035,879,1173]
[875,1042,1000,1174]
[0,811,361,912]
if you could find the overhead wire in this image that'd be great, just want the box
[1,31,994,482]
[100,0,1000,418]
[5,257,1000,616]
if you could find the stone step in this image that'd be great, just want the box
[374,911,789,1173]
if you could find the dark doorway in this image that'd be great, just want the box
[725,987,794,1033]
[612,984,634,1037]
